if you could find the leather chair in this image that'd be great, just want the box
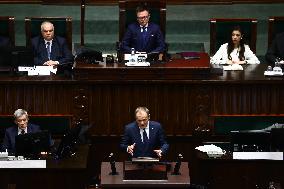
[117,0,166,61]
[0,16,15,46]
[25,17,72,50]
[268,16,284,48]
[210,18,257,56]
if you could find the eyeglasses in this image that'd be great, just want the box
[137,15,149,20]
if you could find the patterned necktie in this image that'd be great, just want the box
[142,128,148,144]
[21,129,25,135]
[46,41,51,60]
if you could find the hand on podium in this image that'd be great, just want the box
[154,149,162,158]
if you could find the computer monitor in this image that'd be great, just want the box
[271,128,284,152]
[0,46,34,70]
[15,130,51,158]
[55,124,82,159]
[230,130,271,152]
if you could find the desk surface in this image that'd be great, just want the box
[100,162,190,188]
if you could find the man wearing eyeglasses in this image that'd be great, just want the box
[120,4,165,54]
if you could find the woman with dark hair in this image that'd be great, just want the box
[211,26,259,64]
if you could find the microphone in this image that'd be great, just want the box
[109,153,118,175]
[172,154,183,175]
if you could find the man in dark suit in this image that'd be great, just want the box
[120,5,165,54]
[2,109,41,154]
[120,107,169,158]
[32,21,73,66]
[265,32,284,65]
[0,36,11,47]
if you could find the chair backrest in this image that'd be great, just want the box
[0,16,15,46]
[25,17,72,50]
[118,0,166,42]
[210,18,257,56]
[268,16,284,48]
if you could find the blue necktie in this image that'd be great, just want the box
[143,128,148,144]
[141,27,147,49]
[46,42,51,60]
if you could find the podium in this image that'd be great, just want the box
[101,161,190,188]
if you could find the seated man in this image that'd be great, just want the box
[265,32,284,65]
[0,36,11,47]
[2,109,41,154]
[120,5,165,54]
[32,21,73,66]
[120,106,169,158]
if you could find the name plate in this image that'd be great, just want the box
[233,152,283,160]
[0,160,46,168]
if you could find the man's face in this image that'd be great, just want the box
[15,115,28,130]
[41,23,54,41]
[136,111,149,129]
[137,10,150,27]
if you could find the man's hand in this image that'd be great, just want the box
[127,143,136,156]
[154,149,162,158]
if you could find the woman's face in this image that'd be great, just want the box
[231,30,242,46]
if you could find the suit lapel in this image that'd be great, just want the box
[39,39,49,60]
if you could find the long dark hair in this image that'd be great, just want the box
[227,26,245,61]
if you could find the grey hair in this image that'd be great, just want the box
[41,21,54,31]
[14,109,28,119]
[135,106,150,117]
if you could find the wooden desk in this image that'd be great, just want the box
[73,52,210,80]
[100,162,190,188]
[0,61,284,185]
[195,151,284,189]
[0,145,89,189]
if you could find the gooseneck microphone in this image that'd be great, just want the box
[109,153,118,175]
[172,154,183,175]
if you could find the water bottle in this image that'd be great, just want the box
[130,48,135,63]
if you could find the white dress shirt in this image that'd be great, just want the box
[139,122,149,142]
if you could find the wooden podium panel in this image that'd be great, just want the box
[73,53,210,80]
[100,162,190,188]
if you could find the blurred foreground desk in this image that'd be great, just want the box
[195,151,284,189]
[100,162,190,188]
[0,145,89,189]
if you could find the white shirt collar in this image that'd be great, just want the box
[18,127,27,135]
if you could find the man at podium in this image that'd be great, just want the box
[120,106,169,158]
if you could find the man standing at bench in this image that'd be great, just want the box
[2,109,41,154]
[120,106,169,158]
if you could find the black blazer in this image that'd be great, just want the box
[266,32,284,64]
[120,120,169,158]
[2,123,41,153]
[31,35,73,65]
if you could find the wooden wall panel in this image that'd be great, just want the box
[211,84,284,115]
[0,83,75,115]
[0,0,282,5]
[86,83,211,136]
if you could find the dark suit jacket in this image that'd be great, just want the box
[31,35,73,65]
[2,123,41,154]
[0,36,11,47]
[120,22,165,54]
[266,32,284,64]
[120,121,169,158]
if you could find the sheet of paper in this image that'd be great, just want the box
[233,152,283,160]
